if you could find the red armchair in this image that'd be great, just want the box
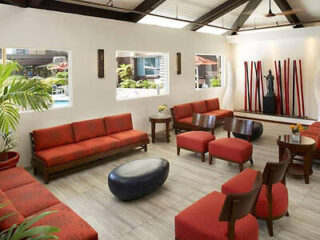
[209,118,254,171]
[221,148,291,236]
[175,171,263,240]
[176,114,216,162]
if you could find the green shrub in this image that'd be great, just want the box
[210,75,221,87]
[117,64,133,82]
[118,79,136,88]
[56,71,68,78]
[43,78,68,86]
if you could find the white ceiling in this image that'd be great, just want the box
[57,0,320,33]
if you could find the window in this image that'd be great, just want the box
[195,54,224,89]
[116,51,169,100]
[1,47,70,108]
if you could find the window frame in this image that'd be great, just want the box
[194,53,225,90]
[1,46,73,111]
[116,50,170,101]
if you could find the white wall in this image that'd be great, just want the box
[0,5,229,167]
[229,27,320,120]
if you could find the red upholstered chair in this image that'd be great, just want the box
[221,148,292,237]
[209,118,254,171]
[176,114,216,162]
[175,171,263,240]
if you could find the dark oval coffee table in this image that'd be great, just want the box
[108,158,169,201]
[233,121,263,141]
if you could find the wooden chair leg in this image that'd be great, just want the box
[250,158,253,164]
[201,153,205,162]
[144,144,148,152]
[209,155,213,165]
[267,219,274,237]
[177,147,180,156]
[239,163,244,172]
[286,211,289,217]
[44,173,50,184]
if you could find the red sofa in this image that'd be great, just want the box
[0,167,98,239]
[301,122,320,159]
[171,98,233,134]
[31,113,149,183]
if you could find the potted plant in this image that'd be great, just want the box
[0,203,59,239]
[290,123,304,142]
[158,104,167,116]
[0,62,52,168]
[0,133,19,170]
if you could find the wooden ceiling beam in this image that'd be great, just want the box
[129,0,166,23]
[27,0,43,7]
[186,0,249,31]
[3,0,27,7]
[30,0,129,21]
[273,0,303,28]
[230,0,262,35]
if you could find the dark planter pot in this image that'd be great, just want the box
[0,151,20,171]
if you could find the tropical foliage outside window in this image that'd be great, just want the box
[116,51,169,100]
[0,48,70,108]
[195,54,223,89]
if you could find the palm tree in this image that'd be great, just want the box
[0,62,52,134]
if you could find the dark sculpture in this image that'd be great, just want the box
[263,69,276,114]
[265,70,275,96]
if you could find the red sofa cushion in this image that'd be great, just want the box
[177,116,193,125]
[191,101,207,113]
[33,124,74,151]
[256,183,288,218]
[205,98,220,111]
[221,168,258,195]
[35,144,87,167]
[175,191,258,240]
[5,182,60,217]
[104,113,133,135]
[310,122,320,128]
[0,167,36,192]
[33,203,98,240]
[109,130,148,147]
[0,190,25,230]
[72,118,106,142]
[177,131,215,153]
[77,136,120,155]
[173,103,193,121]
[209,138,253,163]
[210,109,234,119]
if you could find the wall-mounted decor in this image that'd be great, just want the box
[98,49,104,78]
[176,52,181,75]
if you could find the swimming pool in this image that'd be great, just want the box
[53,100,70,108]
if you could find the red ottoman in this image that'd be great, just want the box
[209,138,253,171]
[177,131,215,162]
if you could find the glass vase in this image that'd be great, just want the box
[291,132,300,142]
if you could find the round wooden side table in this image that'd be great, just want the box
[149,114,172,143]
[277,135,316,184]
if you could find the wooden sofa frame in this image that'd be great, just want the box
[30,132,149,184]
[171,108,228,134]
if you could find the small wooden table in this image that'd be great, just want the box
[277,135,316,184]
[149,114,171,143]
